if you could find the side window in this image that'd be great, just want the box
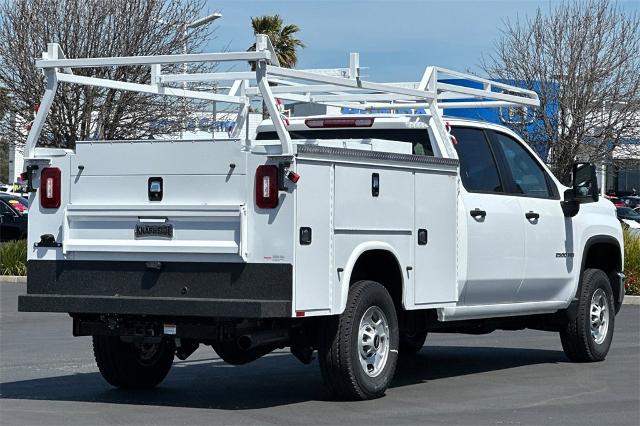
[493,132,552,198]
[451,127,503,193]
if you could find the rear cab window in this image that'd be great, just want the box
[450,127,504,194]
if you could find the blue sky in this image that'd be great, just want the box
[204,0,639,82]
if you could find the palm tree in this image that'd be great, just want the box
[248,15,305,69]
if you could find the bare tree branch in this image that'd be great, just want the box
[482,0,640,184]
[0,0,218,150]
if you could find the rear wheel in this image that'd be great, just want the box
[560,268,615,362]
[318,280,399,400]
[93,336,175,388]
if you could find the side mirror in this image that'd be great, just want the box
[572,162,599,203]
[562,162,599,217]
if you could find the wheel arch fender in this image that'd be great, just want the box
[337,241,405,314]
[568,234,624,319]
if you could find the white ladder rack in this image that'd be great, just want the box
[26,34,539,159]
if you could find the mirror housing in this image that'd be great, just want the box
[572,162,599,203]
[561,162,599,217]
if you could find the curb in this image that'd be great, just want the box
[0,275,26,284]
[624,295,640,305]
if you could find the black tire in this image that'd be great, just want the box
[560,268,615,362]
[400,331,427,355]
[92,336,175,388]
[318,280,399,400]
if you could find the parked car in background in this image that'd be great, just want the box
[617,206,640,222]
[0,194,29,241]
[616,206,640,231]
[4,182,29,198]
[621,196,640,209]
[607,197,625,207]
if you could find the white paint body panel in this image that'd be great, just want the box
[459,191,525,305]
[294,161,333,313]
[26,117,623,322]
[440,119,623,321]
[516,197,574,303]
[412,171,458,306]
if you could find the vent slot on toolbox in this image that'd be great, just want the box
[63,204,247,258]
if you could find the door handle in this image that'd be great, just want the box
[470,208,486,219]
[525,211,540,220]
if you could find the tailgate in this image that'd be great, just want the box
[63,204,247,256]
[66,139,248,258]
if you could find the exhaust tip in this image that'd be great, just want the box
[237,335,253,351]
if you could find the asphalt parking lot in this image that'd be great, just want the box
[1,283,638,426]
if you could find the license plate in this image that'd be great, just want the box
[134,223,173,239]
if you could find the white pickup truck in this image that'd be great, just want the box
[19,37,624,400]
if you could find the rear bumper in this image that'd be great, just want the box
[18,260,292,318]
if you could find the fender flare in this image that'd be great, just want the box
[566,234,623,320]
[338,241,405,314]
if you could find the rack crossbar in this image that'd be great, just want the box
[57,73,245,104]
[36,51,271,69]
[25,34,540,161]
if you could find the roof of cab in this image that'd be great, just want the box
[255,114,517,136]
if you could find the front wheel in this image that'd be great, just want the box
[560,268,615,362]
[93,336,175,388]
[318,280,399,400]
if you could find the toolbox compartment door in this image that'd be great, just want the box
[63,204,247,257]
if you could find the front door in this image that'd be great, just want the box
[490,130,575,302]
[451,127,525,306]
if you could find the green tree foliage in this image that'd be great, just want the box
[248,15,305,69]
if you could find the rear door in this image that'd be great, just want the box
[489,130,574,302]
[451,127,525,306]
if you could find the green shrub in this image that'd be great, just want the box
[0,239,27,276]
[624,229,640,296]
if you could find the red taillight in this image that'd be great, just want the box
[304,117,374,128]
[255,165,279,209]
[40,167,61,209]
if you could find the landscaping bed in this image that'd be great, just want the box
[624,228,640,296]
[0,239,27,276]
